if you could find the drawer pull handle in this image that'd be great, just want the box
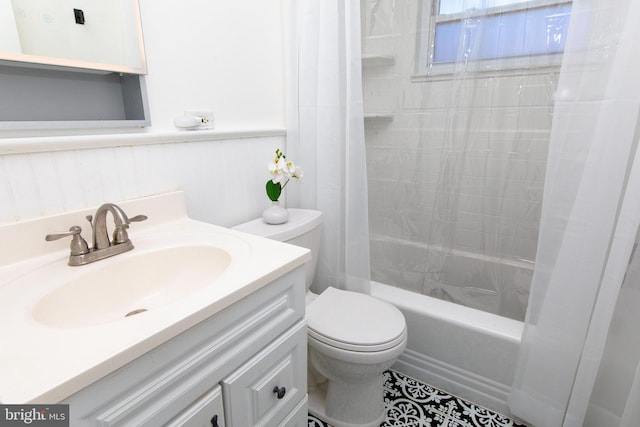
[210,414,219,427]
[273,385,286,399]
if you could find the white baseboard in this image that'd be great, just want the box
[392,349,514,417]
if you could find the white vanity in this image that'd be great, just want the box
[0,191,310,426]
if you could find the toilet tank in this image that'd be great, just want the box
[231,209,323,289]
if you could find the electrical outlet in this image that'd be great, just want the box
[185,109,214,129]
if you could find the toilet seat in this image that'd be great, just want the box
[306,287,407,353]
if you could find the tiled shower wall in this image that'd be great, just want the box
[362,0,558,320]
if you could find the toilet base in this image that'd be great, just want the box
[307,341,400,427]
[308,380,385,427]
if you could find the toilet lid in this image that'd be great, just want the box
[306,287,406,352]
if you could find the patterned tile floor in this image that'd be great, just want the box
[308,370,528,427]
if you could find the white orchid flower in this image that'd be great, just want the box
[268,155,286,184]
[282,160,298,178]
[292,165,304,179]
[265,149,303,201]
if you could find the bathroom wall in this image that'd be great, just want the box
[361,0,557,319]
[139,0,286,133]
[0,0,287,227]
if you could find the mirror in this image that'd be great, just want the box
[0,0,147,74]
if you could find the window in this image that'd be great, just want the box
[419,0,572,75]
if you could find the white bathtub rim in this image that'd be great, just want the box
[370,281,524,343]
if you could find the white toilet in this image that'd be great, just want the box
[233,209,407,427]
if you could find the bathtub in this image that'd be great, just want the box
[371,281,523,417]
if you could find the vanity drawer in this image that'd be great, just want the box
[222,321,307,427]
[165,385,225,427]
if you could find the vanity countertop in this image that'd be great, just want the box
[0,191,310,404]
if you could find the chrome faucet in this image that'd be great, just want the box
[46,203,147,266]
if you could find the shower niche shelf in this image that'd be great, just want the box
[361,54,395,67]
[364,112,394,122]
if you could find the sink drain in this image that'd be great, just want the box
[125,308,148,317]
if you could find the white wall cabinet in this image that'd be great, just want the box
[63,267,307,426]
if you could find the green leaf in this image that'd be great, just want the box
[266,180,282,201]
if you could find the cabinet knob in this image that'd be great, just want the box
[210,414,219,427]
[272,385,286,399]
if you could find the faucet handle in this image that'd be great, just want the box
[45,226,90,256]
[112,214,147,244]
[128,214,148,223]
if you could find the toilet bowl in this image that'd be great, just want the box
[232,209,407,427]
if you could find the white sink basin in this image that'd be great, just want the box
[32,245,232,328]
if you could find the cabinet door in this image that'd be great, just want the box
[222,321,307,427]
[278,397,308,427]
[165,385,225,427]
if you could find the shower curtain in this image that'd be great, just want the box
[284,0,371,294]
[509,0,640,426]
[361,0,564,321]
